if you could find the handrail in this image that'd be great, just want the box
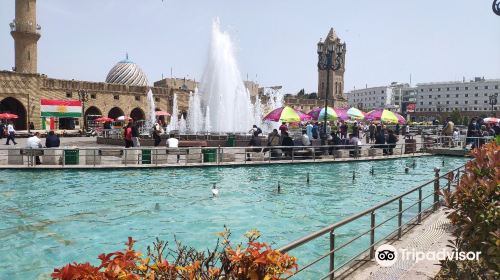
[277,164,466,279]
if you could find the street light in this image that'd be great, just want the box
[77,90,89,133]
[317,39,345,144]
[489,92,498,116]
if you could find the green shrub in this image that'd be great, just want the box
[439,142,499,279]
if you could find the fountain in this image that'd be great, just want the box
[188,19,260,133]
[187,88,204,134]
[146,89,156,130]
[167,93,179,133]
[179,115,187,134]
[204,106,212,133]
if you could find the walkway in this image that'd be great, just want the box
[344,208,453,280]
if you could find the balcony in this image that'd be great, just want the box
[9,20,41,35]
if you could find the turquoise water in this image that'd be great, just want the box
[0,156,467,279]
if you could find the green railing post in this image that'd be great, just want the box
[398,198,403,239]
[418,187,422,224]
[433,168,440,211]
[329,231,335,280]
[370,211,375,259]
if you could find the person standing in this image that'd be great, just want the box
[124,123,133,148]
[386,129,398,155]
[305,122,313,140]
[152,122,162,147]
[0,122,4,140]
[369,122,376,143]
[312,122,319,139]
[279,122,288,135]
[352,122,359,138]
[131,121,140,147]
[5,122,17,145]
[340,121,348,139]
[395,123,400,135]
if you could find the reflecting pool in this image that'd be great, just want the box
[0,156,468,279]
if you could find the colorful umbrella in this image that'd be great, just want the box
[0,113,19,119]
[115,116,133,121]
[317,107,349,121]
[483,117,499,124]
[263,106,301,122]
[94,117,114,122]
[295,109,312,121]
[346,107,365,120]
[155,111,171,116]
[365,109,406,124]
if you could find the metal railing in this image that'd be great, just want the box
[0,142,420,168]
[422,135,494,150]
[278,165,466,279]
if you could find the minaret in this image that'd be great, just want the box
[10,0,41,73]
[317,28,346,101]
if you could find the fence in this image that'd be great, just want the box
[278,165,465,279]
[0,142,421,168]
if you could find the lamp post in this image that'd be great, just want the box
[317,40,345,144]
[489,93,498,117]
[77,90,89,133]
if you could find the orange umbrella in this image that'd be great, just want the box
[0,113,19,119]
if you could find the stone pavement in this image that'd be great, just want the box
[345,208,453,280]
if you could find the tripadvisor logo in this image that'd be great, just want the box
[375,244,482,267]
[494,0,500,16]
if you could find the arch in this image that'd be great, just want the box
[0,97,27,130]
[85,106,102,117]
[130,107,145,122]
[108,107,124,119]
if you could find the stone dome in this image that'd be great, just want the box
[105,56,148,86]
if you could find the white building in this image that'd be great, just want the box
[346,83,416,114]
[414,77,500,120]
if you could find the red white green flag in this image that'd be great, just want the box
[40,99,82,118]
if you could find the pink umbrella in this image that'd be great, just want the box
[294,109,312,121]
[365,109,406,124]
[308,107,349,121]
[155,111,171,116]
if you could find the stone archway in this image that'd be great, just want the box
[0,97,27,130]
[130,107,145,122]
[108,107,124,119]
[85,106,102,118]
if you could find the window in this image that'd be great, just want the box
[428,95,432,98]
[438,88,441,91]
[381,90,384,93]
[113,95,119,100]
[474,93,478,97]
[465,87,468,90]
[455,94,458,97]
[455,101,458,104]
[484,93,488,96]
[420,89,424,92]
[437,95,441,98]
[456,87,459,90]
[135,96,141,101]
[465,100,468,104]
[446,87,450,91]
[429,88,433,92]
[485,86,488,89]
[464,108,467,111]
[475,86,478,90]
[446,94,450,98]
[437,101,441,105]
[465,94,468,97]
[446,101,449,104]
[66,92,72,98]
[474,100,478,104]
[428,102,433,105]
[446,108,449,111]
[495,85,498,89]
[90,94,96,99]
[420,102,423,105]
[484,100,488,103]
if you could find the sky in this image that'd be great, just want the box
[0,0,499,94]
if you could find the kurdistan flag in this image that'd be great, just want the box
[41,99,82,118]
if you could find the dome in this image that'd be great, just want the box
[105,56,148,86]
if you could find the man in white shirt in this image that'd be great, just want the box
[26,132,42,164]
[166,134,180,163]
[5,122,17,145]
[301,130,311,146]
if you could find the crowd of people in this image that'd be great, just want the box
[245,120,406,159]
[465,117,499,148]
